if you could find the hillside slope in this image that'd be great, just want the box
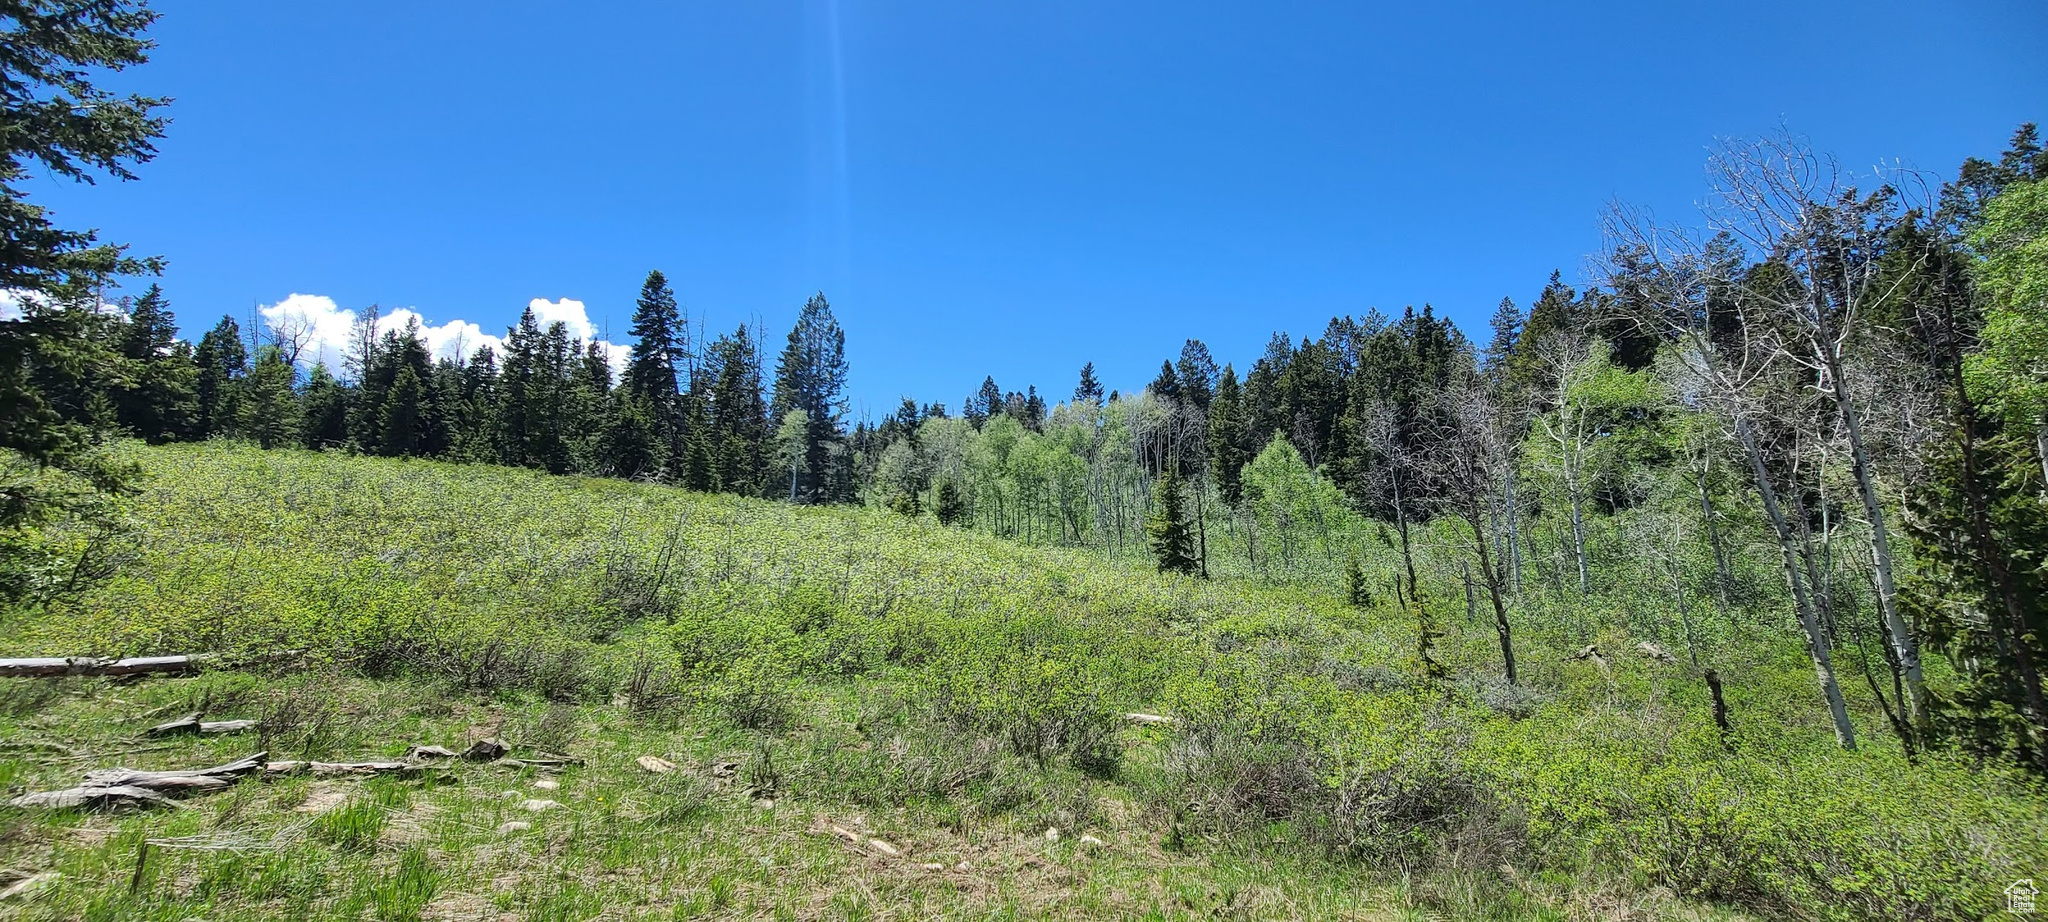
[0,443,2037,920]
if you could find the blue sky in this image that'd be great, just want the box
[36,0,2048,416]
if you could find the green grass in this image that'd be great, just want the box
[0,441,2036,920]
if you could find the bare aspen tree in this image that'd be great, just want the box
[1529,332,1597,596]
[1425,383,1520,685]
[1691,135,1927,734]
[1603,205,1861,750]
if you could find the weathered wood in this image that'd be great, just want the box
[1636,641,1677,664]
[501,757,582,769]
[10,784,177,810]
[0,650,305,680]
[1123,712,1175,726]
[83,753,267,789]
[145,715,258,738]
[460,739,508,762]
[262,760,419,779]
[7,750,431,812]
[0,656,203,679]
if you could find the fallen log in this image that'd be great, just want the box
[500,757,583,769]
[10,784,176,811]
[83,752,268,789]
[0,650,304,680]
[1123,712,1176,726]
[145,714,258,738]
[263,760,419,779]
[9,748,428,811]
[0,656,206,679]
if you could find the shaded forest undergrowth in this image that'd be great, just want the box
[0,443,2039,920]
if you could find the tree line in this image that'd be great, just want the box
[31,273,858,503]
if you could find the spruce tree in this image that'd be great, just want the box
[771,293,848,503]
[495,308,543,468]
[299,362,350,449]
[1145,465,1200,576]
[238,344,300,449]
[378,364,425,456]
[113,284,194,441]
[934,478,968,525]
[1075,362,1104,405]
[0,2,165,597]
[1209,364,1248,504]
[193,316,247,438]
[624,270,687,474]
[703,324,769,496]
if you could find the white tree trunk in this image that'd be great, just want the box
[1737,418,1857,750]
[1821,343,1926,733]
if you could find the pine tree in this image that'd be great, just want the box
[602,393,666,480]
[496,308,543,468]
[450,345,499,461]
[973,376,1002,425]
[1210,364,1248,504]
[0,1,165,602]
[703,325,769,496]
[1176,340,1217,411]
[771,293,848,503]
[378,364,425,456]
[238,345,300,449]
[193,316,247,438]
[112,284,194,441]
[299,362,350,449]
[117,284,175,361]
[624,270,687,475]
[1145,465,1200,576]
[934,478,968,525]
[1075,362,1104,405]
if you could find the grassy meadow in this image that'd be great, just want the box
[0,441,2038,920]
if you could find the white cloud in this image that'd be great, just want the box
[0,288,125,322]
[256,293,631,381]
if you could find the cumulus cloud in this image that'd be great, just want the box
[0,288,125,321]
[257,294,631,380]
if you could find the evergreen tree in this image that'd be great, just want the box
[972,376,1002,425]
[935,478,968,525]
[449,345,499,461]
[624,270,687,474]
[238,344,299,449]
[703,324,769,496]
[1145,464,1200,575]
[569,339,614,471]
[0,0,165,600]
[193,315,247,438]
[1176,340,1217,411]
[299,362,350,449]
[1075,361,1104,405]
[117,284,175,361]
[378,364,425,456]
[771,293,848,503]
[496,307,544,468]
[1148,360,1181,405]
[112,284,193,441]
[603,392,666,480]
[1210,364,1248,504]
